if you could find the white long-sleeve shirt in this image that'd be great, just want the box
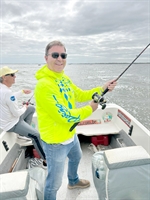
[0,83,26,131]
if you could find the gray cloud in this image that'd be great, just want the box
[1,0,149,63]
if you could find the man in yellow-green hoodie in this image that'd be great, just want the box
[34,40,117,200]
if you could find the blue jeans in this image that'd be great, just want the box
[42,134,82,200]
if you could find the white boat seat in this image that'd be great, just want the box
[16,135,33,147]
[92,146,150,200]
[0,168,46,200]
[0,171,36,200]
[76,121,120,136]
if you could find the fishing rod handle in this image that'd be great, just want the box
[101,80,116,96]
[102,77,118,96]
[69,122,79,132]
[102,88,109,96]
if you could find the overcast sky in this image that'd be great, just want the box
[1,0,150,64]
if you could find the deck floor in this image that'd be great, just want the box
[57,142,99,200]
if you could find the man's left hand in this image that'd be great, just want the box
[23,89,32,94]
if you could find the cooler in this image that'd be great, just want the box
[91,135,110,146]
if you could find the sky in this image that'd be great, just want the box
[0,0,150,64]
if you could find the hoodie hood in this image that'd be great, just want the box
[35,64,64,80]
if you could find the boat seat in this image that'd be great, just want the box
[16,135,33,147]
[0,167,46,200]
[76,121,120,136]
[92,146,150,200]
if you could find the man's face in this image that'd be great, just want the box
[45,45,67,73]
[2,73,16,87]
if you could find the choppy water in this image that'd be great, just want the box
[1,63,150,130]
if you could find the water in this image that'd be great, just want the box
[1,63,150,130]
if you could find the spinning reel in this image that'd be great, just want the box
[92,92,107,110]
[22,101,34,106]
[22,94,34,106]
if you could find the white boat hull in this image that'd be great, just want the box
[76,103,150,154]
[0,103,150,200]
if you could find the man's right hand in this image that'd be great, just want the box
[89,100,99,112]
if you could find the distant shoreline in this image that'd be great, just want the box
[1,63,150,65]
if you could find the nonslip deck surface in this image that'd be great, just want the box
[57,142,99,200]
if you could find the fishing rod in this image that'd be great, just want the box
[92,43,150,108]
[101,43,150,97]
[23,93,34,105]
[69,43,150,132]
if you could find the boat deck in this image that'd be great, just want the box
[57,142,99,200]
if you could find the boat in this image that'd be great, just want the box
[0,103,150,200]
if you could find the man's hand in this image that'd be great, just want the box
[102,80,117,92]
[22,89,32,94]
[89,100,99,112]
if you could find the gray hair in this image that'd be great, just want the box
[0,77,3,83]
[45,40,66,56]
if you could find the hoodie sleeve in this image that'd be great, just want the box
[35,79,93,124]
[71,82,104,102]
[35,73,106,125]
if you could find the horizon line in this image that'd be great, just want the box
[1,62,150,65]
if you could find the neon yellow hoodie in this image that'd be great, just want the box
[34,64,104,143]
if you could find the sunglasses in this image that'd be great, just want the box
[5,73,15,77]
[48,52,67,59]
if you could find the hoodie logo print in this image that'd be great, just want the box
[53,95,80,123]
[56,78,72,109]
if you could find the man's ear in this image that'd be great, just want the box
[45,55,48,62]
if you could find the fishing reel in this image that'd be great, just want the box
[92,92,107,110]
[22,101,34,106]
[22,94,34,106]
